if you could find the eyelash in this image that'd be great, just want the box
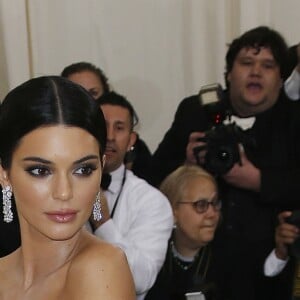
[25,165,51,177]
[25,163,98,178]
[74,164,98,176]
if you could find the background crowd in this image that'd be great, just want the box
[0,10,300,300]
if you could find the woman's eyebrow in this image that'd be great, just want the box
[22,155,99,165]
[22,157,51,164]
[73,155,99,165]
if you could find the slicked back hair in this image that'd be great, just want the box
[0,76,107,169]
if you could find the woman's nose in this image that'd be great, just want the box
[52,174,73,201]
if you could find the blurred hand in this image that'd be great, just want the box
[222,144,261,192]
[185,131,207,165]
[275,211,299,260]
[89,190,110,230]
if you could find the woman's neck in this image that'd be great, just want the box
[172,231,202,259]
[18,227,84,290]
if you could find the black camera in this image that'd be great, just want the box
[285,210,300,258]
[193,83,253,176]
[196,123,249,175]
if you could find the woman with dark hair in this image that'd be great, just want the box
[61,61,110,98]
[0,76,135,299]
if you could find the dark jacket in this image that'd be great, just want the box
[145,240,219,300]
[125,135,152,181]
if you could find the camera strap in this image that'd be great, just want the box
[110,167,127,218]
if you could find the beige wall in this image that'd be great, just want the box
[0,0,299,151]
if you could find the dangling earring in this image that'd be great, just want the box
[93,191,102,221]
[2,185,13,223]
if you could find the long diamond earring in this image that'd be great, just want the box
[93,191,102,221]
[2,185,13,223]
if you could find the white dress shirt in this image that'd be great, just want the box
[264,249,289,277]
[284,68,300,100]
[93,164,173,300]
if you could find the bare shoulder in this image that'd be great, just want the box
[65,233,135,300]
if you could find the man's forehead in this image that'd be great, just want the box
[101,104,131,122]
[101,104,129,114]
[238,46,275,60]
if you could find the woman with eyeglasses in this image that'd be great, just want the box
[145,165,221,300]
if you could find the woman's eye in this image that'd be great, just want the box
[195,201,207,210]
[26,166,50,177]
[74,164,97,176]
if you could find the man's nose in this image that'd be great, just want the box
[251,62,262,76]
[106,126,115,141]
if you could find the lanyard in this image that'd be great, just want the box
[110,167,127,218]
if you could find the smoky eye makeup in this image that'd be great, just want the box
[25,164,51,177]
[73,162,99,176]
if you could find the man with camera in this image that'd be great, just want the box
[147,26,300,299]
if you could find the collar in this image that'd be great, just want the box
[223,114,256,130]
[108,164,126,194]
[221,90,256,130]
[170,241,195,263]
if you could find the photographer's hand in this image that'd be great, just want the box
[185,131,207,165]
[275,211,299,260]
[222,144,261,192]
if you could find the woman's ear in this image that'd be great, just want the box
[0,165,10,188]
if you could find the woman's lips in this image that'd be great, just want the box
[45,210,78,223]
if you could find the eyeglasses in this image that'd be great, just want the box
[177,199,222,214]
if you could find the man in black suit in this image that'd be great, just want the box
[147,26,300,299]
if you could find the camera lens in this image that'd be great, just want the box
[205,145,235,175]
[217,148,230,161]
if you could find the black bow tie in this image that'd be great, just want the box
[101,173,112,190]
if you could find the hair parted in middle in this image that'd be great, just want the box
[0,76,107,169]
